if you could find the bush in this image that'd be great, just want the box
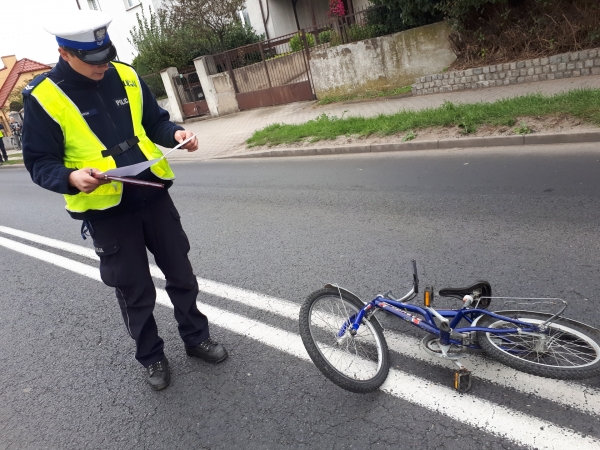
[318,30,333,44]
[130,4,264,73]
[367,0,443,35]
[347,24,378,42]
[437,0,600,68]
[289,33,315,52]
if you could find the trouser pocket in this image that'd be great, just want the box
[93,238,121,287]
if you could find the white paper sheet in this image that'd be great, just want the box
[102,134,196,177]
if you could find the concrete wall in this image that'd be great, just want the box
[157,97,174,118]
[159,67,185,123]
[309,21,456,99]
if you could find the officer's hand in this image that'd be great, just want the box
[68,168,110,193]
[174,130,198,152]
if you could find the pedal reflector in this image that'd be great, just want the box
[454,368,472,393]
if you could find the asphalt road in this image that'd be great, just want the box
[1,143,599,450]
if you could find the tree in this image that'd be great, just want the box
[129,5,196,73]
[169,0,247,52]
[129,2,263,75]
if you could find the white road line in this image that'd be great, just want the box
[1,225,599,416]
[1,235,599,450]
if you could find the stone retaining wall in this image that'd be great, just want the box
[412,48,600,96]
[310,22,456,99]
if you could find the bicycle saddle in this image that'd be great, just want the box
[439,281,492,300]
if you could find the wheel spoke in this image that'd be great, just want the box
[308,295,383,381]
[484,317,600,370]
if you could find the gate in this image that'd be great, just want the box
[173,68,210,118]
[209,30,315,111]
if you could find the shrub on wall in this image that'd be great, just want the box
[437,0,600,68]
[318,30,333,44]
[367,0,443,35]
[289,33,316,52]
[347,24,378,42]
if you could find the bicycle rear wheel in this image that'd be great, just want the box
[476,311,600,379]
[299,288,389,393]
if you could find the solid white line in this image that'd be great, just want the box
[1,235,599,449]
[1,225,600,416]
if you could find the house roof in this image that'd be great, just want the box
[0,58,51,109]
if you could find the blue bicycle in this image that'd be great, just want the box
[299,261,600,393]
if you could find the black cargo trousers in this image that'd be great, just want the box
[87,192,210,367]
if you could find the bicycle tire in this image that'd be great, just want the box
[299,288,389,393]
[476,311,600,379]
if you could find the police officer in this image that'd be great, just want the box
[22,10,227,391]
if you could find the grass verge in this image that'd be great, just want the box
[317,86,413,105]
[1,159,24,166]
[247,89,600,147]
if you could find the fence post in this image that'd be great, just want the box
[258,42,273,90]
[194,55,239,117]
[159,67,185,123]
[300,29,316,97]
[224,51,240,94]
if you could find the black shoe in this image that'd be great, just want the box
[186,338,228,363]
[146,358,170,391]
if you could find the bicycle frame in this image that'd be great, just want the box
[307,261,598,393]
[347,290,545,349]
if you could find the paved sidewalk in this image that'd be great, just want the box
[172,76,600,161]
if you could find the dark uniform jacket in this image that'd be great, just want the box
[22,57,183,221]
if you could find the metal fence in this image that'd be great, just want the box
[205,4,385,81]
[172,66,209,118]
[173,66,205,103]
[306,4,385,49]
[171,5,387,112]
[206,30,312,94]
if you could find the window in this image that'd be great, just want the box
[87,0,100,10]
[242,9,251,27]
[124,0,141,8]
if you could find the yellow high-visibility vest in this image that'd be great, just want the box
[30,62,175,212]
[0,129,4,138]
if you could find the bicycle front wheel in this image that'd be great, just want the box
[476,311,600,379]
[299,288,389,393]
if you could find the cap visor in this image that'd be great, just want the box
[74,42,117,65]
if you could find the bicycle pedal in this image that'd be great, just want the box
[453,368,472,393]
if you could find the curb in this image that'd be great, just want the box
[220,131,600,159]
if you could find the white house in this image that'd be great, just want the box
[242,0,371,40]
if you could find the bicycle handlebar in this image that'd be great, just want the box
[412,259,419,294]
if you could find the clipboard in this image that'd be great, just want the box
[90,134,197,188]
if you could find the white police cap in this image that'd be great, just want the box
[44,10,117,65]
